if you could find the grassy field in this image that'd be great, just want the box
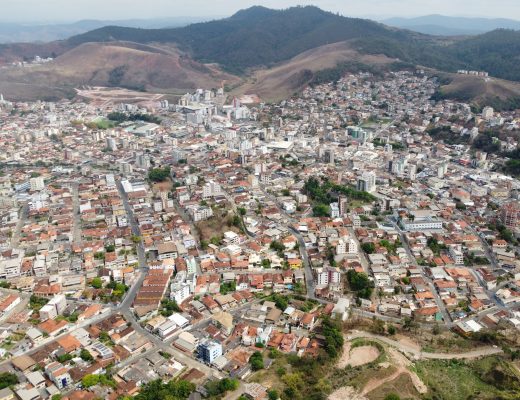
[367,373,420,400]
[413,357,518,400]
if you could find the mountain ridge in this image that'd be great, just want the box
[383,14,520,36]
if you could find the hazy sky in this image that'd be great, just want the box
[3,0,520,22]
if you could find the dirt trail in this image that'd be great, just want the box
[361,348,427,395]
[348,331,503,359]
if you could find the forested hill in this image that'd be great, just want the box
[64,6,520,81]
[66,6,428,73]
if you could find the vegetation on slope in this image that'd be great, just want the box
[63,7,520,83]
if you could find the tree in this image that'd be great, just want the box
[321,316,344,359]
[135,378,195,400]
[105,244,115,252]
[268,389,279,400]
[269,294,289,310]
[361,242,376,254]
[387,325,396,335]
[384,394,401,400]
[370,319,385,335]
[160,299,180,317]
[269,241,285,252]
[0,372,18,389]
[204,378,239,397]
[249,351,264,371]
[148,167,171,182]
[91,277,103,289]
[347,269,373,299]
[82,374,100,388]
[220,281,236,295]
[312,203,330,217]
[80,348,94,362]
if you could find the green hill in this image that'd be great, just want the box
[66,6,428,73]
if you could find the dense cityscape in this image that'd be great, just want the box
[0,65,518,400]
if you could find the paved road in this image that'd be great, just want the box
[288,226,316,299]
[10,203,28,247]
[347,226,370,274]
[347,330,503,360]
[116,180,148,311]
[71,182,82,245]
[172,199,202,275]
[221,190,254,239]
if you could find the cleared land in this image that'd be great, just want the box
[233,41,396,102]
[434,70,520,108]
[338,342,380,368]
[329,386,368,400]
[0,41,239,101]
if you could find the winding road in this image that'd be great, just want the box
[347,330,503,360]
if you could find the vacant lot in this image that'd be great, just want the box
[413,359,500,400]
[367,373,420,400]
[338,342,380,368]
[329,386,368,400]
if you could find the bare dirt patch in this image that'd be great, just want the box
[329,386,368,400]
[349,346,380,367]
[337,342,380,368]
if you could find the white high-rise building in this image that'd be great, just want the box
[29,177,45,191]
[357,171,376,193]
[106,137,117,152]
[202,181,222,199]
[316,267,341,286]
[482,106,494,120]
[408,164,417,181]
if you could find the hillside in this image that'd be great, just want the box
[432,72,520,110]
[62,7,520,83]
[233,41,398,102]
[65,6,427,74]
[0,42,239,100]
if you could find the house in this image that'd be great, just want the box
[300,313,315,330]
[57,334,82,353]
[11,355,37,372]
[0,388,14,400]
[45,361,73,389]
[211,311,234,335]
[157,242,178,260]
[26,371,46,389]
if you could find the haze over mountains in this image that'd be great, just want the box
[1,5,520,106]
[0,17,211,43]
[383,15,520,36]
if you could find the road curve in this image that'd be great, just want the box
[347,331,503,360]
